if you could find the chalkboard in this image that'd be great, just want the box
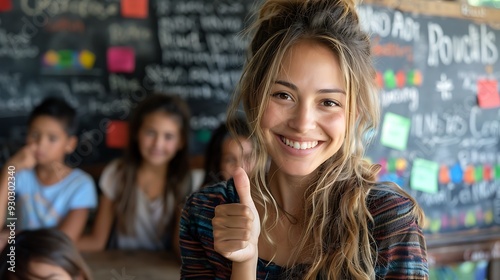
[359,4,500,246]
[150,0,256,154]
[0,0,256,166]
[2,0,500,247]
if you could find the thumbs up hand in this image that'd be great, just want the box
[212,167,261,263]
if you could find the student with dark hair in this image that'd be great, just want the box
[0,97,97,249]
[201,117,255,188]
[180,0,428,279]
[78,94,192,252]
[0,228,92,280]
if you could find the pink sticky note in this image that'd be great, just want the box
[0,0,12,12]
[106,120,129,148]
[121,0,148,19]
[107,47,135,73]
[477,79,500,109]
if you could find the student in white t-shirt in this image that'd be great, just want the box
[0,97,97,250]
[78,94,192,253]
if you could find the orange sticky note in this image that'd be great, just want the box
[107,47,135,73]
[477,79,500,109]
[121,0,148,19]
[106,120,129,148]
[438,165,450,184]
[463,165,475,184]
[0,0,12,12]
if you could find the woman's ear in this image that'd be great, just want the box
[65,136,78,154]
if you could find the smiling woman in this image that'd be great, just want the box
[180,0,428,279]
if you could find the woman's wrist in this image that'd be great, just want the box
[230,253,258,280]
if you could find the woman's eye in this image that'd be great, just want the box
[272,92,292,100]
[322,100,339,107]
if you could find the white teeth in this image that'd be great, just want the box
[281,137,318,150]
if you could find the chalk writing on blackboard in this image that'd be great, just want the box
[360,4,500,245]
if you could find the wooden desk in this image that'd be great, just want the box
[82,250,180,280]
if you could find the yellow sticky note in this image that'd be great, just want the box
[79,50,96,69]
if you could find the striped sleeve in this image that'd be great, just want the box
[370,186,429,280]
[179,182,235,279]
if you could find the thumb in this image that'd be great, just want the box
[233,167,254,207]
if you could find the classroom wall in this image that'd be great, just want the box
[1,0,500,267]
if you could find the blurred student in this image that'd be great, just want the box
[201,117,255,188]
[78,94,192,252]
[0,228,92,280]
[0,97,97,249]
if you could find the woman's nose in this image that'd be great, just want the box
[288,103,316,133]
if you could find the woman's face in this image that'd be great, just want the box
[138,111,183,167]
[220,136,254,180]
[260,40,346,177]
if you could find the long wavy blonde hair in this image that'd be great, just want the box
[228,0,424,279]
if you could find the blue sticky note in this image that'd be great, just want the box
[450,163,463,184]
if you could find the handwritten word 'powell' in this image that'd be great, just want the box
[428,23,498,67]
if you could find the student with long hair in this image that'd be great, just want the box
[180,0,428,279]
[0,228,92,280]
[201,117,255,188]
[78,94,191,252]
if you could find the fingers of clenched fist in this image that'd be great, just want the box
[212,167,261,263]
[9,144,37,170]
[213,204,254,254]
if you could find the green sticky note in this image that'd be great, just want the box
[407,70,415,86]
[465,211,476,227]
[383,70,396,89]
[411,158,439,193]
[429,218,441,233]
[196,129,212,143]
[387,158,397,172]
[475,166,483,182]
[58,50,73,68]
[495,164,500,179]
[380,112,411,151]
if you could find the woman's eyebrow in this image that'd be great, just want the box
[275,80,298,90]
[275,80,346,94]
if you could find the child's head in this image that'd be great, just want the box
[27,97,78,166]
[127,94,190,168]
[229,0,378,178]
[202,117,255,186]
[0,228,92,280]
